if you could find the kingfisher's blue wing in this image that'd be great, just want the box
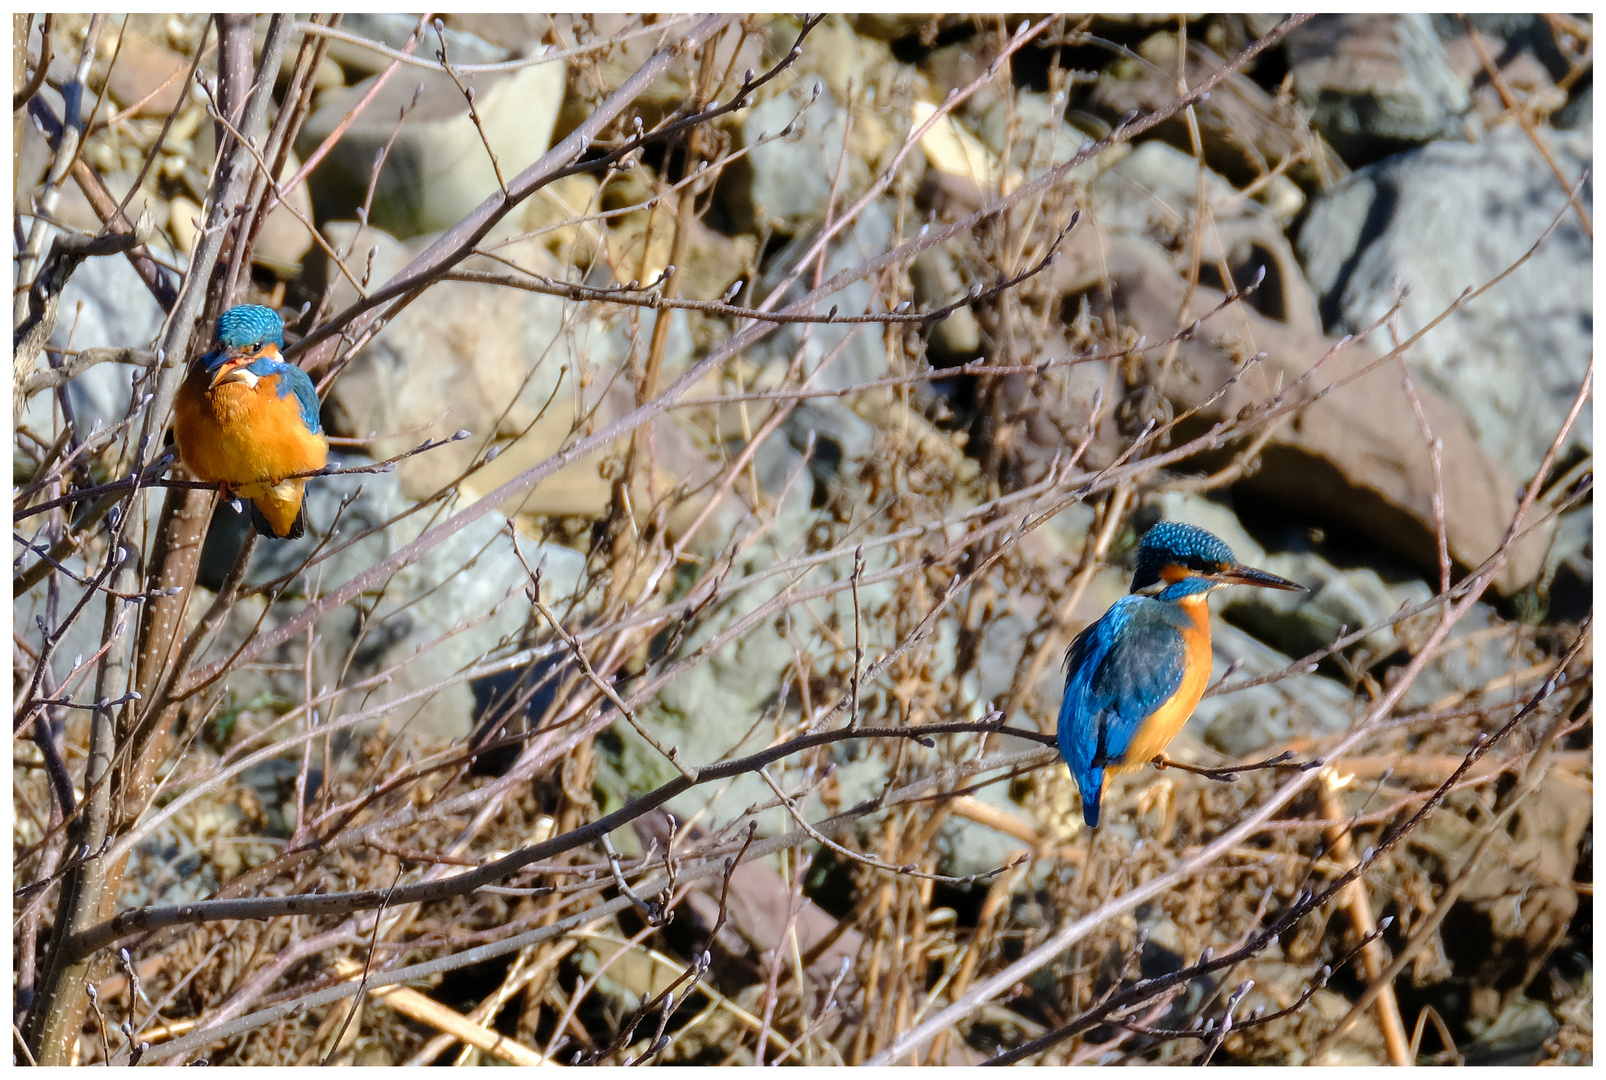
[1057,596,1188,826]
[250,358,323,434]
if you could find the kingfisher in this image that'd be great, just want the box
[1058,521,1304,827]
[173,304,327,539]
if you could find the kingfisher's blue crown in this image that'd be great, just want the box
[215,305,285,350]
[1130,522,1236,593]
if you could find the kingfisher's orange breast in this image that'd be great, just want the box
[175,370,327,488]
[1108,594,1214,771]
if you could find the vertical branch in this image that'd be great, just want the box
[131,12,297,712]
[221,14,333,305]
[23,545,136,1063]
[23,17,297,1064]
[605,33,726,613]
[211,14,254,167]
[13,15,103,329]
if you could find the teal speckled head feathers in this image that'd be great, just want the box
[214,304,285,351]
[1130,522,1239,594]
[1131,521,1303,602]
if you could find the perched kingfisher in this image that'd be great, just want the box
[1058,521,1304,827]
[174,304,327,539]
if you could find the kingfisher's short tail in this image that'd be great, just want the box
[1075,766,1104,828]
[244,478,308,539]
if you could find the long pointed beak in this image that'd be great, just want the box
[1215,564,1305,592]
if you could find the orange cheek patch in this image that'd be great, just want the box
[1159,563,1190,583]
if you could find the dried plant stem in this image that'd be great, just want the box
[1318,772,1410,1065]
[330,956,551,1065]
[1311,694,1583,1062]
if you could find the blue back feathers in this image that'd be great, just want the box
[1130,522,1236,593]
[215,304,285,350]
[1059,520,1238,826]
[1057,594,1191,826]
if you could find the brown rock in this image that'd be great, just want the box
[1093,35,1349,190]
[251,151,315,279]
[1283,14,1480,158]
[105,38,190,118]
[1001,222,1548,594]
[1441,28,1567,124]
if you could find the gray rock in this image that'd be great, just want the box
[1555,83,1591,130]
[1532,504,1591,625]
[1393,600,1541,712]
[749,429,809,500]
[1296,124,1592,479]
[909,244,981,358]
[1285,14,1480,161]
[1195,624,1357,759]
[739,83,848,235]
[974,90,1091,173]
[1461,994,1561,1065]
[327,14,509,75]
[1087,141,1322,334]
[1223,553,1433,669]
[934,769,1033,878]
[17,249,170,442]
[595,494,907,831]
[755,199,894,390]
[589,439,982,844]
[297,53,564,236]
[783,398,873,475]
[974,610,1034,706]
[1087,140,1242,240]
[233,454,590,741]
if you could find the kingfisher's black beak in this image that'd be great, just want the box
[1214,564,1305,592]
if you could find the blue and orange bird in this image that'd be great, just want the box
[1058,522,1304,827]
[174,305,327,539]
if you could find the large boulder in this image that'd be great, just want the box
[1296,124,1592,481]
[1284,14,1480,163]
[999,217,1550,595]
[297,53,564,236]
[205,455,590,742]
[316,223,717,530]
